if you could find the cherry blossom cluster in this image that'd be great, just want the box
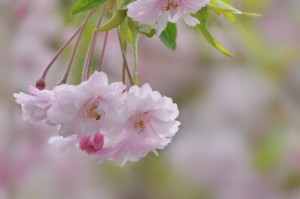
[14,72,180,166]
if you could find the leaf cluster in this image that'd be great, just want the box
[71,0,260,56]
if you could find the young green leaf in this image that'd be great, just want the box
[193,8,233,57]
[96,9,127,32]
[128,22,156,38]
[159,23,177,50]
[128,19,139,35]
[120,17,128,53]
[212,0,237,23]
[208,0,261,17]
[72,0,106,14]
[139,24,156,38]
[222,0,232,4]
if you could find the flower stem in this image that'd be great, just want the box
[58,10,94,85]
[122,56,126,84]
[39,24,82,80]
[117,29,134,86]
[37,9,95,89]
[98,31,109,71]
[98,0,115,72]
[119,18,128,84]
[133,35,139,85]
[82,4,107,81]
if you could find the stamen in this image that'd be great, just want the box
[85,98,102,120]
[162,0,180,12]
[131,112,149,133]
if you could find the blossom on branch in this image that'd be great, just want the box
[127,0,209,34]
[95,84,180,166]
[47,71,126,137]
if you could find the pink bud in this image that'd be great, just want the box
[79,132,104,154]
[36,78,46,90]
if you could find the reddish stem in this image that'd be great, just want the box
[82,3,107,81]
[98,0,116,72]
[40,25,82,80]
[37,9,95,89]
[98,31,109,72]
[117,29,134,86]
[58,10,94,85]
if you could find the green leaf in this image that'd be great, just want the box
[72,0,106,14]
[128,19,139,41]
[193,8,233,57]
[119,17,128,52]
[222,0,232,4]
[159,22,177,50]
[211,0,237,23]
[96,9,127,32]
[208,0,261,17]
[139,24,156,38]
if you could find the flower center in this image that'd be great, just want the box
[85,98,101,120]
[162,0,180,12]
[131,112,149,133]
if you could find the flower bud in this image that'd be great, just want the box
[36,78,46,90]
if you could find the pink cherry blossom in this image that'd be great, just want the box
[47,71,126,137]
[49,133,104,155]
[79,132,104,154]
[14,85,54,122]
[96,84,180,166]
[127,0,209,34]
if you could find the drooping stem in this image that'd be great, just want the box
[39,24,82,80]
[36,9,95,89]
[58,10,94,85]
[117,29,134,86]
[119,17,128,84]
[98,31,109,71]
[98,0,115,72]
[133,35,139,85]
[82,4,107,81]
[122,54,126,84]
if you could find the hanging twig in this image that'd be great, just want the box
[58,10,94,85]
[117,29,134,86]
[81,4,108,81]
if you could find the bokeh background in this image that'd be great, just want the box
[1,0,300,198]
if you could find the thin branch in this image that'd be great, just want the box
[122,60,126,84]
[82,4,107,81]
[98,31,109,71]
[133,35,139,85]
[40,24,82,80]
[117,29,134,86]
[98,0,117,72]
[58,10,94,85]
